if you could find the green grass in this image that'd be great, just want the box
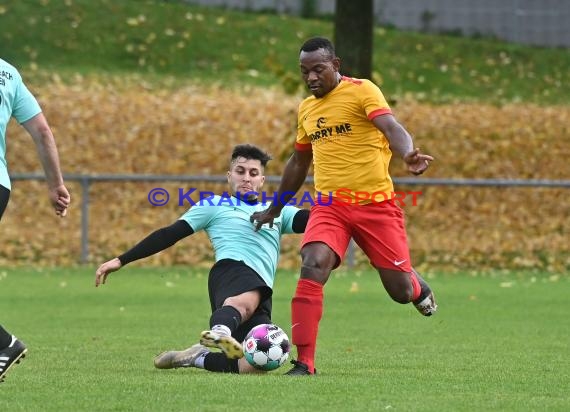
[0,0,569,104]
[1,267,569,411]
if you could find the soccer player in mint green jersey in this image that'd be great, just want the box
[95,144,309,374]
[0,58,71,383]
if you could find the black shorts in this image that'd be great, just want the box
[0,184,10,221]
[208,259,273,342]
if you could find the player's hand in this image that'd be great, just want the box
[49,184,71,217]
[250,208,280,232]
[95,258,122,287]
[404,148,434,175]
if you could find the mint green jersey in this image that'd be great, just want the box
[180,195,299,288]
[0,58,42,189]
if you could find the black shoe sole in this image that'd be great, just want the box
[0,348,27,382]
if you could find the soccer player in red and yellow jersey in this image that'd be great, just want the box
[251,37,437,376]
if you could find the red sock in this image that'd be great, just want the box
[291,278,323,374]
[409,271,422,302]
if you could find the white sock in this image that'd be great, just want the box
[211,324,231,337]
[193,352,208,369]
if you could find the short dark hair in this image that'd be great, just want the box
[300,37,336,59]
[230,144,272,168]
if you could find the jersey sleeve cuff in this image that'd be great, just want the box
[295,142,312,151]
[367,108,392,120]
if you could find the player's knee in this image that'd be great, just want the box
[300,245,335,283]
[300,256,331,283]
[239,304,257,320]
[223,297,257,321]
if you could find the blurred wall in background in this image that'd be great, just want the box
[183,0,570,48]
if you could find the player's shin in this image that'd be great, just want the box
[210,305,242,333]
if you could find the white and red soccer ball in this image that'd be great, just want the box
[243,323,290,371]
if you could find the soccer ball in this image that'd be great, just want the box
[243,323,290,371]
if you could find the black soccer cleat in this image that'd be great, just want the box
[0,335,28,382]
[284,359,316,376]
[412,270,438,316]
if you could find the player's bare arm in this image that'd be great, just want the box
[250,149,312,231]
[372,114,433,175]
[22,113,71,216]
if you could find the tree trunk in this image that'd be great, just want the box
[334,0,374,79]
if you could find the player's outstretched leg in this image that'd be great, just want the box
[0,335,27,382]
[154,344,209,369]
[200,327,243,360]
[412,269,437,316]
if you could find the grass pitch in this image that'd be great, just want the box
[0,267,568,411]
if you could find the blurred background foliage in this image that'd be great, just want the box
[1,0,569,104]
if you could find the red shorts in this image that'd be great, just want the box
[301,199,412,272]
